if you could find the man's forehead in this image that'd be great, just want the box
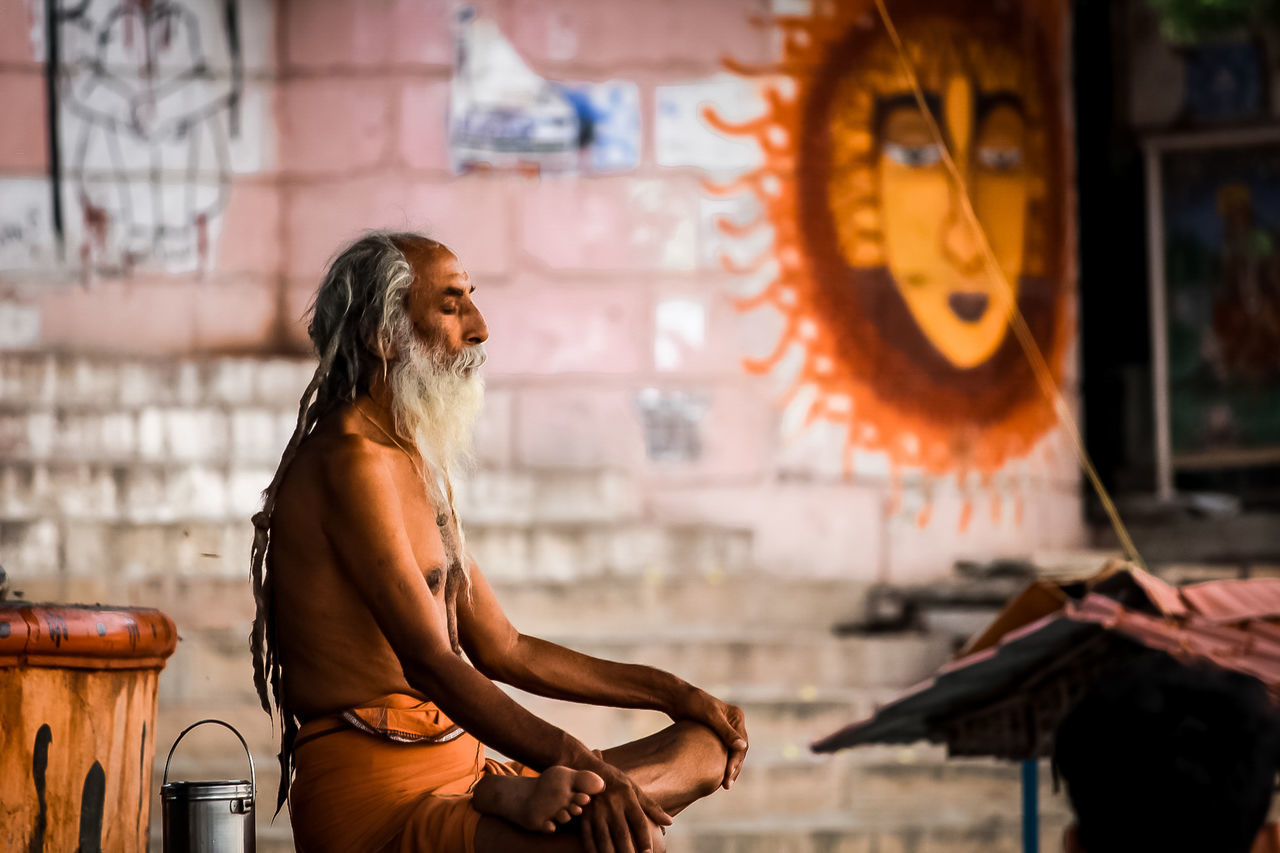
[410,254,474,297]
[434,264,472,289]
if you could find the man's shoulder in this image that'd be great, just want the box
[292,431,393,498]
[310,429,390,472]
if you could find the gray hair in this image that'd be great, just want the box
[249,230,441,812]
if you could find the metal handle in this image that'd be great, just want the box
[162,718,256,802]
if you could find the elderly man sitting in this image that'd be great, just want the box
[249,232,748,853]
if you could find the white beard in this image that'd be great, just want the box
[388,327,486,488]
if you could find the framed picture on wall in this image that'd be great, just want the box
[1144,126,1280,499]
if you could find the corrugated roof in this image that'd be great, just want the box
[812,563,1280,760]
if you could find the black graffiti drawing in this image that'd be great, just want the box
[41,612,70,647]
[52,0,243,273]
[136,723,147,840]
[75,761,106,853]
[26,725,110,853]
[27,725,51,853]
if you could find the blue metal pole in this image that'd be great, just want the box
[1022,758,1039,853]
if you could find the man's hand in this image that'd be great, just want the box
[579,757,670,853]
[670,686,749,789]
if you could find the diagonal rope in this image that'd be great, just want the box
[871,0,1145,568]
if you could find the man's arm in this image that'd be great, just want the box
[320,438,668,851]
[458,561,749,789]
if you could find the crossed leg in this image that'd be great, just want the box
[473,721,728,852]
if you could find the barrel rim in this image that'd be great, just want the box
[0,602,177,668]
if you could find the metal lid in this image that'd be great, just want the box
[161,780,253,801]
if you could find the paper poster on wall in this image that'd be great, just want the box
[449,8,640,174]
[0,179,58,273]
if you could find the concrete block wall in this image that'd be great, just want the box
[1,0,1085,588]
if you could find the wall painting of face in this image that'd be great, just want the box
[709,0,1073,527]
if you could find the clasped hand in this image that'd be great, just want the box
[669,685,749,789]
[579,685,748,852]
[580,756,670,853]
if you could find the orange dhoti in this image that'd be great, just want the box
[288,694,537,853]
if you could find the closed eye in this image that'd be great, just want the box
[884,141,943,168]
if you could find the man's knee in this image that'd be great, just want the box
[671,720,727,798]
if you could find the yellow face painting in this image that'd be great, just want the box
[826,17,1047,370]
[707,2,1071,525]
[875,82,1029,366]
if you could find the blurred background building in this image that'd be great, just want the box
[1,0,1279,849]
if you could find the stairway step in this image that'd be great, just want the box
[455,468,644,525]
[468,522,754,582]
[507,685,896,763]
[0,353,313,410]
[535,630,951,691]
[665,811,1071,853]
[493,575,870,633]
[686,752,1072,823]
[0,459,649,525]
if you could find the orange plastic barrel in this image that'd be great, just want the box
[0,603,178,852]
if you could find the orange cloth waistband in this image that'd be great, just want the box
[294,692,464,749]
[342,692,465,745]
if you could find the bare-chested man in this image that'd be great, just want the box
[249,232,747,853]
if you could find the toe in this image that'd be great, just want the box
[555,809,572,824]
[572,792,591,806]
[575,771,606,795]
[569,804,584,817]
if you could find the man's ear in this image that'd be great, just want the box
[1063,824,1084,853]
[368,326,397,362]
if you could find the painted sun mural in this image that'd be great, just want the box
[708,0,1073,527]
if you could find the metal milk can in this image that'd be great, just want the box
[161,719,256,852]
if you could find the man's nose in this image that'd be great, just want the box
[465,309,488,346]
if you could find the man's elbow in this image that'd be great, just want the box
[400,648,467,696]
[470,635,527,684]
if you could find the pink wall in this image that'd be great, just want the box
[0,0,1086,583]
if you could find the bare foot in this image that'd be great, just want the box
[472,766,606,833]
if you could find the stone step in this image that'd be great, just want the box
[0,518,758,601]
[490,575,871,633]
[664,811,1072,853]
[0,459,275,522]
[66,573,872,643]
[507,685,895,764]
[0,353,314,410]
[535,630,951,692]
[685,752,1072,824]
[152,623,949,716]
[0,459,647,524]
[468,522,754,582]
[455,467,644,525]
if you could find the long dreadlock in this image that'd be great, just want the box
[249,230,470,813]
